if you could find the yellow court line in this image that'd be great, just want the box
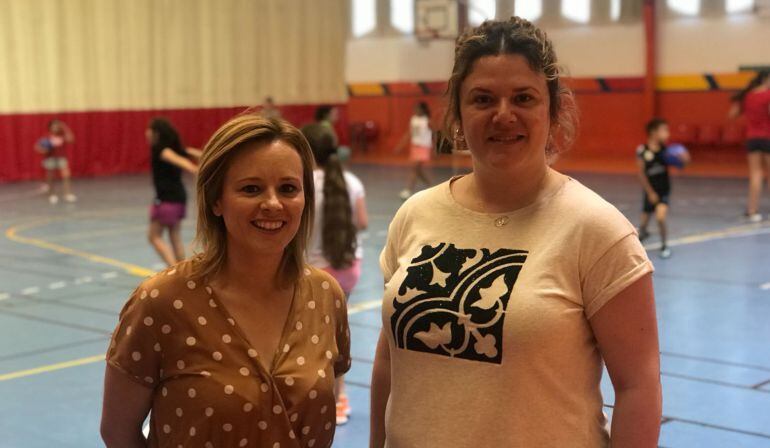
[643,223,770,250]
[0,300,384,382]
[5,221,155,278]
[0,354,105,382]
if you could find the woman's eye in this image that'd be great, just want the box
[281,184,299,194]
[515,94,534,104]
[474,95,493,105]
[241,185,260,194]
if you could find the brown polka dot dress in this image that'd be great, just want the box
[107,259,351,448]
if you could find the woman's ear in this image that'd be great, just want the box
[212,200,222,217]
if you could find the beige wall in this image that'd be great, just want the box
[345,14,770,82]
[0,0,349,113]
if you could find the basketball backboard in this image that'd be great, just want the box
[415,0,459,41]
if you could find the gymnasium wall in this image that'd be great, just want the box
[345,13,770,171]
[0,0,349,182]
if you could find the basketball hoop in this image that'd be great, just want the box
[415,0,458,44]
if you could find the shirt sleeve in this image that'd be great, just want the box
[330,280,352,377]
[581,233,654,318]
[106,285,163,388]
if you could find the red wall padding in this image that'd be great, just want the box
[347,90,745,166]
[0,105,348,183]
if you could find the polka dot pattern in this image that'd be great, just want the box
[106,264,350,448]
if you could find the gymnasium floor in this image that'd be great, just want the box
[1,164,769,448]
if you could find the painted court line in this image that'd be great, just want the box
[48,281,66,290]
[0,293,9,302]
[0,355,105,382]
[4,214,155,278]
[21,287,40,296]
[760,282,770,291]
[1,223,767,383]
[0,299,384,382]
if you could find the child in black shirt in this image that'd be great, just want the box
[636,118,688,259]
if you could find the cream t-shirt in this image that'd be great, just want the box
[379,176,654,448]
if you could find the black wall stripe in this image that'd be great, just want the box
[704,74,719,90]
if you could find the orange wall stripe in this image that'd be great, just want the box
[348,73,757,96]
[656,75,711,91]
[713,72,757,90]
[348,83,386,96]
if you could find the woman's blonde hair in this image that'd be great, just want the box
[444,17,578,157]
[192,114,316,286]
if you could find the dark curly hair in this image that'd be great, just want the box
[443,17,578,157]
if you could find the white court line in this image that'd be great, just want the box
[760,282,770,291]
[0,293,9,302]
[21,287,40,296]
[48,281,66,290]
[101,272,118,280]
[348,299,383,314]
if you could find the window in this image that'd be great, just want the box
[667,0,700,16]
[562,0,590,23]
[515,0,542,21]
[610,0,621,21]
[352,0,376,37]
[468,0,496,26]
[726,0,754,13]
[392,0,414,33]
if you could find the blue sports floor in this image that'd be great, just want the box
[0,165,769,448]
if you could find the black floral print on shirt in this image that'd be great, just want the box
[389,243,528,364]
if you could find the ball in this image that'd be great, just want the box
[36,137,53,152]
[664,143,689,169]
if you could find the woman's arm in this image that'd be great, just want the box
[185,147,203,160]
[100,364,154,447]
[160,148,198,174]
[727,102,741,120]
[590,273,662,448]
[370,329,391,448]
[355,195,369,231]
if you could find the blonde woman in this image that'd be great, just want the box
[101,115,351,448]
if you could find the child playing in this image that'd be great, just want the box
[397,102,434,200]
[35,119,76,204]
[636,118,689,259]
